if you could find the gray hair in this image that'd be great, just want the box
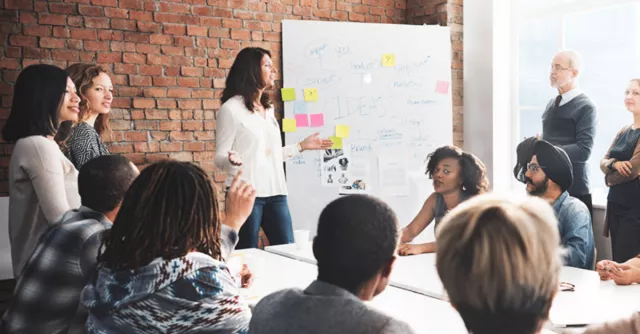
[557,49,582,72]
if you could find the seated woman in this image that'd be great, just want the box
[437,194,563,334]
[81,162,256,333]
[399,145,488,255]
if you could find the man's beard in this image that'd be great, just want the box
[526,176,549,196]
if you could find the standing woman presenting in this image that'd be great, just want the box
[215,47,332,249]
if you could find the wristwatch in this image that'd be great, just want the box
[296,142,303,152]
[608,161,615,171]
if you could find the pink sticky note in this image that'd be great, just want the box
[310,113,324,127]
[435,80,449,94]
[294,114,309,127]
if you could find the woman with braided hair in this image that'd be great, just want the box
[81,161,256,333]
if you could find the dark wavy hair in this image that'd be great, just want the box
[221,47,272,112]
[98,160,222,271]
[426,145,489,195]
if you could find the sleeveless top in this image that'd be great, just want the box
[433,191,472,233]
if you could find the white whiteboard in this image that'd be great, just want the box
[283,20,453,240]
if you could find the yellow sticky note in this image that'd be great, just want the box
[336,125,350,138]
[281,88,296,101]
[382,54,395,67]
[304,88,318,102]
[329,136,342,149]
[282,118,297,132]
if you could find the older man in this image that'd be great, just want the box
[542,50,597,216]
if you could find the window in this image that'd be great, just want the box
[516,1,640,204]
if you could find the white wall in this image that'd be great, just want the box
[463,0,611,261]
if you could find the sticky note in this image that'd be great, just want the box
[294,114,309,127]
[281,88,296,101]
[382,54,395,67]
[293,101,308,114]
[282,118,296,132]
[336,125,350,138]
[329,136,342,149]
[310,113,324,127]
[435,80,450,94]
[304,88,318,102]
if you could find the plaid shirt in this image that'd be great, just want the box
[1,206,111,334]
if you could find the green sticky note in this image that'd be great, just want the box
[304,88,318,102]
[382,54,395,67]
[336,125,350,138]
[329,136,342,149]
[281,88,296,101]
[282,118,297,132]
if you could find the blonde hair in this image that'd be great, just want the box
[436,194,563,334]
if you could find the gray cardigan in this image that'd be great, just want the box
[249,280,415,334]
[542,93,597,196]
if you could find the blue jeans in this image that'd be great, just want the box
[236,195,294,249]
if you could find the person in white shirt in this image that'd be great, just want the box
[2,64,82,276]
[215,47,332,248]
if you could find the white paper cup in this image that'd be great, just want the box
[294,230,310,250]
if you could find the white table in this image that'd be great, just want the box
[265,243,444,298]
[231,248,467,333]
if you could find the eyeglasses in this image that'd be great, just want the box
[559,281,575,292]
[551,65,571,73]
[526,163,545,173]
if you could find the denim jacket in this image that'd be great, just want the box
[552,191,595,269]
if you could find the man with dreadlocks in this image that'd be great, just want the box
[81,162,256,333]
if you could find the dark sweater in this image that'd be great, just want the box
[64,122,109,170]
[542,93,597,196]
[607,127,640,205]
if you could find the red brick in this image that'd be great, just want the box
[169,110,183,120]
[78,5,104,16]
[222,18,242,29]
[168,3,190,13]
[85,17,110,29]
[67,16,84,28]
[251,31,263,41]
[264,32,279,42]
[331,11,348,20]
[111,74,128,85]
[79,51,97,62]
[38,13,66,26]
[169,130,192,140]
[111,19,137,31]
[194,131,214,141]
[146,152,170,160]
[38,37,65,48]
[201,17,221,27]
[177,77,199,88]
[182,120,203,130]
[157,99,177,108]
[110,120,132,130]
[84,40,109,51]
[130,110,144,119]
[193,151,214,162]
[19,12,37,24]
[133,141,158,152]
[154,13,198,25]
[139,64,162,76]
[118,86,143,96]
[0,59,19,70]
[6,0,32,10]
[123,153,145,165]
[192,89,213,99]
[180,66,202,77]
[231,29,250,40]
[95,52,121,63]
[196,37,219,48]
[186,26,208,37]
[194,57,207,67]
[49,3,77,14]
[184,142,205,151]
[97,30,123,41]
[109,143,134,154]
[169,152,193,162]
[174,36,194,47]
[134,121,159,130]
[70,28,97,40]
[133,98,155,108]
[123,53,146,64]
[192,6,213,16]
[255,12,273,21]
[119,0,144,9]
[130,10,153,21]
[111,41,136,52]
[164,66,179,76]
[145,109,168,120]
[124,131,149,141]
[161,46,183,56]
[23,25,51,37]
[5,46,21,58]
[52,49,78,61]
[203,99,220,109]
[167,88,190,98]
[114,64,138,74]
[152,77,176,87]
[143,87,166,97]
[221,39,240,49]
[150,34,172,45]
[137,21,161,33]
[163,24,186,35]
[160,142,182,152]
[104,7,128,18]
[130,75,151,86]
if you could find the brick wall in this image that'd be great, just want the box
[0,0,467,197]
[407,0,463,147]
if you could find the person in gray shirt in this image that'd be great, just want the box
[542,50,597,217]
[249,195,415,334]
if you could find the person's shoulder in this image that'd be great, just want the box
[255,288,303,309]
[576,93,596,109]
[564,195,590,217]
[220,96,247,112]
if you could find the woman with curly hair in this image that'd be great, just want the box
[399,145,489,256]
